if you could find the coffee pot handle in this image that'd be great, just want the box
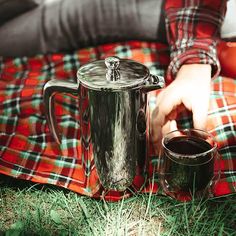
[142,74,165,92]
[43,79,78,144]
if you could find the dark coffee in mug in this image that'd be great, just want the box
[161,135,215,200]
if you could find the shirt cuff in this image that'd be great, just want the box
[166,39,220,83]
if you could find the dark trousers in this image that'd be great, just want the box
[0,0,166,57]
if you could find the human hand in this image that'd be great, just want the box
[151,64,212,151]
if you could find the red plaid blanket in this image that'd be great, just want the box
[0,41,236,201]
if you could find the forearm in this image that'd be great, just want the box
[164,0,227,82]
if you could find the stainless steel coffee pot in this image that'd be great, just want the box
[43,56,164,191]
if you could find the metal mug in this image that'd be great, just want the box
[43,56,164,191]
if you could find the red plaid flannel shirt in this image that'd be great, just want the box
[165,0,227,83]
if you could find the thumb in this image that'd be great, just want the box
[192,103,209,131]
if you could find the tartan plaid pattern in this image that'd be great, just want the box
[0,41,236,201]
[165,0,227,82]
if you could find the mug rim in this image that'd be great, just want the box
[161,128,218,161]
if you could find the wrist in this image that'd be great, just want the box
[180,64,212,74]
[176,64,212,83]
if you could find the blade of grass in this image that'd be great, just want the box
[76,197,97,236]
[184,202,192,235]
[117,196,125,229]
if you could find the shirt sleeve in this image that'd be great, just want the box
[164,0,227,82]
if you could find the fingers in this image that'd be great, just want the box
[192,100,209,131]
[164,119,178,133]
[151,116,178,154]
[190,85,210,131]
[153,87,181,127]
[150,90,179,153]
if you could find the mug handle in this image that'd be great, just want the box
[43,79,79,144]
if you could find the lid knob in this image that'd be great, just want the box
[105,56,120,81]
[105,56,120,70]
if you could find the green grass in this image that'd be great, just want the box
[0,175,236,236]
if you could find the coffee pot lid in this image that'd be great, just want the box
[77,56,150,91]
